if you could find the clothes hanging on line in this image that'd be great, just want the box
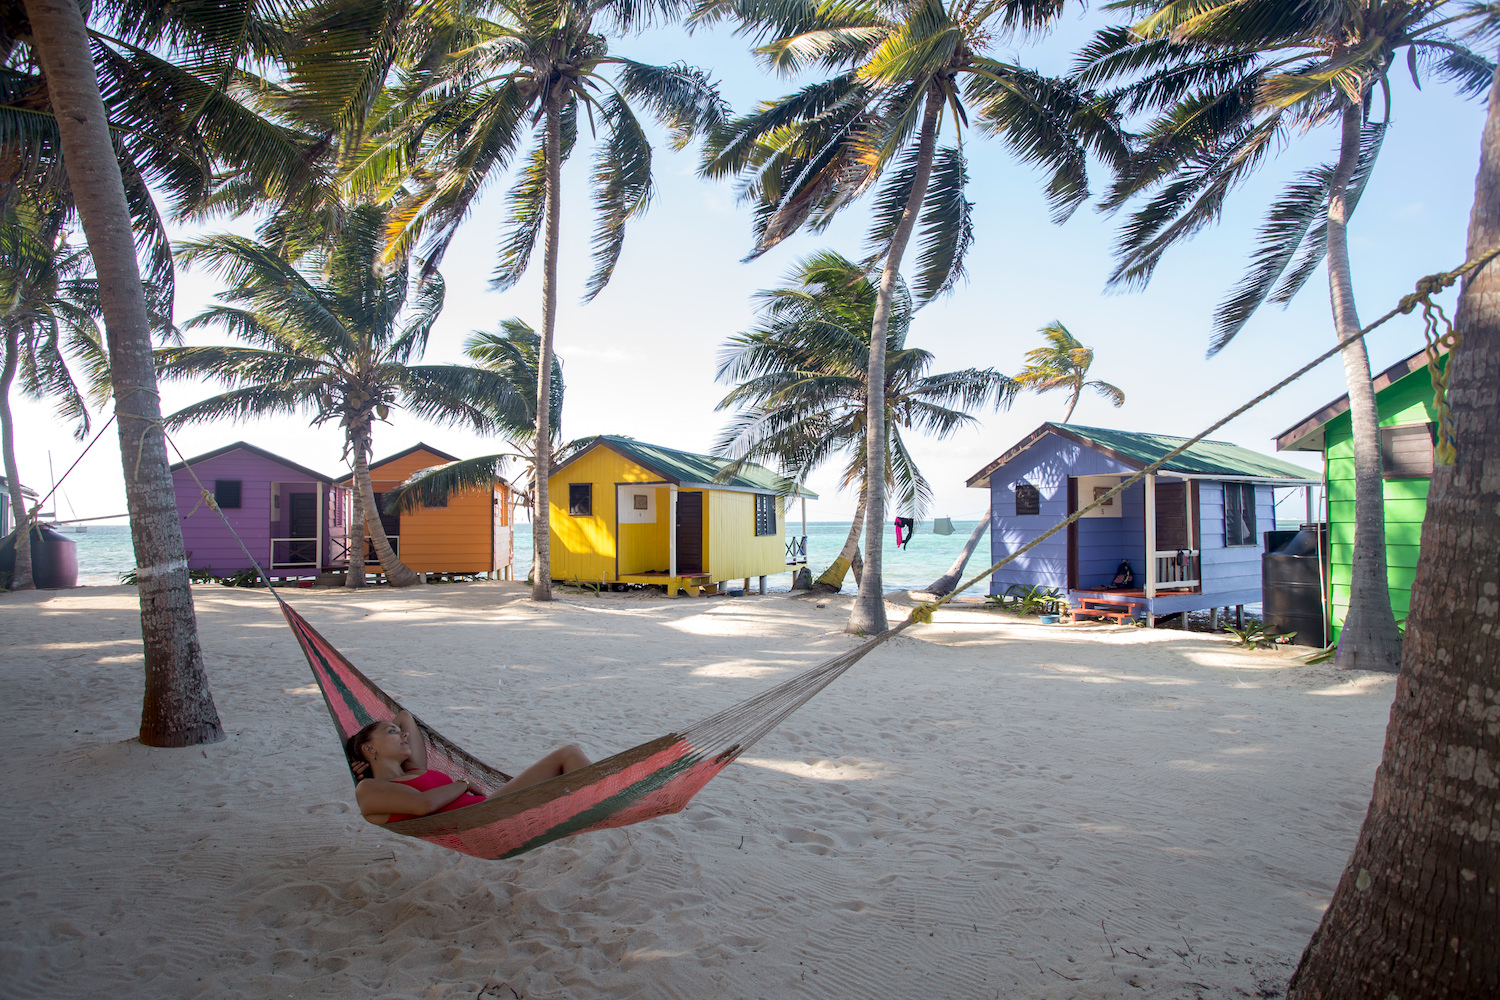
[893,517,915,549]
[931,517,954,536]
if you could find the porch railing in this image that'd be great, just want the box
[1153,549,1200,590]
[270,537,318,569]
[329,533,399,566]
[786,534,807,565]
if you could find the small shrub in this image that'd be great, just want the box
[1224,622,1292,649]
[1003,584,1064,616]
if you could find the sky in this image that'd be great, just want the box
[12,8,1491,527]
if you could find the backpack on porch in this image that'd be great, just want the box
[1107,560,1134,589]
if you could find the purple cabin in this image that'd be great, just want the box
[170,442,351,579]
[967,424,1321,626]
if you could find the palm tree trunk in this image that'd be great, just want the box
[1,323,35,590]
[924,513,989,597]
[530,92,564,602]
[22,0,223,745]
[349,420,421,586]
[1062,384,1080,423]
[849,87,944,635]
[1286,64,1500,997]
[345,465,366,589]
[812,493,866,593]
[1327,102,1401,673]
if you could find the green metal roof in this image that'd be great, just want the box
[570,436,817,497]
[1061,424,1317,479]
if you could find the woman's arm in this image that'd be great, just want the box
[355,775,472,820]
[395,709,428,771]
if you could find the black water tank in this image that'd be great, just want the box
[0,525,79,589]
[1262,523,1326,647]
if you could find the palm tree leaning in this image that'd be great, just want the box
[0,206,105,591]
[14,0,232,746]
[700,0,1122,633]
[921,319,1127,596]
[1074,2,1493,672]
[160,205,532,588]
[354,0,726,601]
[1014,321,1124,423]
[714,250,1017,595]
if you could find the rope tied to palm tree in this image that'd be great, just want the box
[1389,244,1500,466]
[896,247,1500,632]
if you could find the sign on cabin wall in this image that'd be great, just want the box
[1076,475,1124,518]
[617,485,658,524]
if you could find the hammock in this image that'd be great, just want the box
[281,593,888,859]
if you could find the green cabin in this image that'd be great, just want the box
[1276,346,1447,641]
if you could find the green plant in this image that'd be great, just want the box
[1004,584,1063,616]
[216,568,262,589]
[118,569,137,585]
[1224,622,1292,649]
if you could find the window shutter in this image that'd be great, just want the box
[1380,423,1435,478]
[754,494,776,536]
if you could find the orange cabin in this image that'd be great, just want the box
[341,444,514,578]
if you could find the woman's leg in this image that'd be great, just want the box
[497,744,591,794]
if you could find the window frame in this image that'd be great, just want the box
[568,483,593,517]
[1014,481,1040,516]
[1223,482,1257,547]
[1379,422,1436,479]
[753,493,777,536]
[214,479,242,510]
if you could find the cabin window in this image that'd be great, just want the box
[754,494,777,536]
[633,494,649,510]
[1381,423,1436,478]
[425,491,448,508]
[1014,482,1040,516]
[332,493,344,527]
[568,483,593,516]
[214,480,242,509]
[1223,483,1257,547]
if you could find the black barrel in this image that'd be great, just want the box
[0,525,80,589]
[1261,523,1326,647]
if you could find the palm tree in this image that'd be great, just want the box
[714,250,1017,594]
[1073,2,1493,672]
[700,0,1123,633]
[1288,61,1500,996]
[351,0,726,601]
[1013,321,1124,423]
[379,319,578,587]
[0,206,104,591]
[160,204,533,588]
[13,0,250,747]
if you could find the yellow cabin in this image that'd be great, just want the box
[547,436,815,595]
[341,444,514,578]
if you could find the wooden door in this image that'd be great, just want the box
[288,492,317,563]
[1155,480,1190,550]
[369,493,401,559]
[676,492,703,573]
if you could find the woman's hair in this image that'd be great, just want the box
[344,719,388,780]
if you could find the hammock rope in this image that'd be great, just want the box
[132,247,1490,861]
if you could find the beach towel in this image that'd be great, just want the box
[932,517,954,536]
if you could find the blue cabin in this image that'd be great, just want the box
[966,424,1320,625]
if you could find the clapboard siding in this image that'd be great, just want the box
[362,445,509,574]
[172,448,341,576]
[979,430,1300,614]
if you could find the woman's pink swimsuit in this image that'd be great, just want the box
[386,769,486,823]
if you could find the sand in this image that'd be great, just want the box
[0,582,1395,999]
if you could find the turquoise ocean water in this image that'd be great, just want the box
[60,520,990,595]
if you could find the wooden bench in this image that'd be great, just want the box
[1070,598,1138,624]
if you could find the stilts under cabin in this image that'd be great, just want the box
[339,443,514,581]
[547,436,815,595]
[967,424,1320,627]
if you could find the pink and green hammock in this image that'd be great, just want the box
[281,593,897,860]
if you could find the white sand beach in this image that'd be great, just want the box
[1,583,1395,999]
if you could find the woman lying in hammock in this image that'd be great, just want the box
[346,711,591,824]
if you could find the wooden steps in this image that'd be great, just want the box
[1070,597,1138,624]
